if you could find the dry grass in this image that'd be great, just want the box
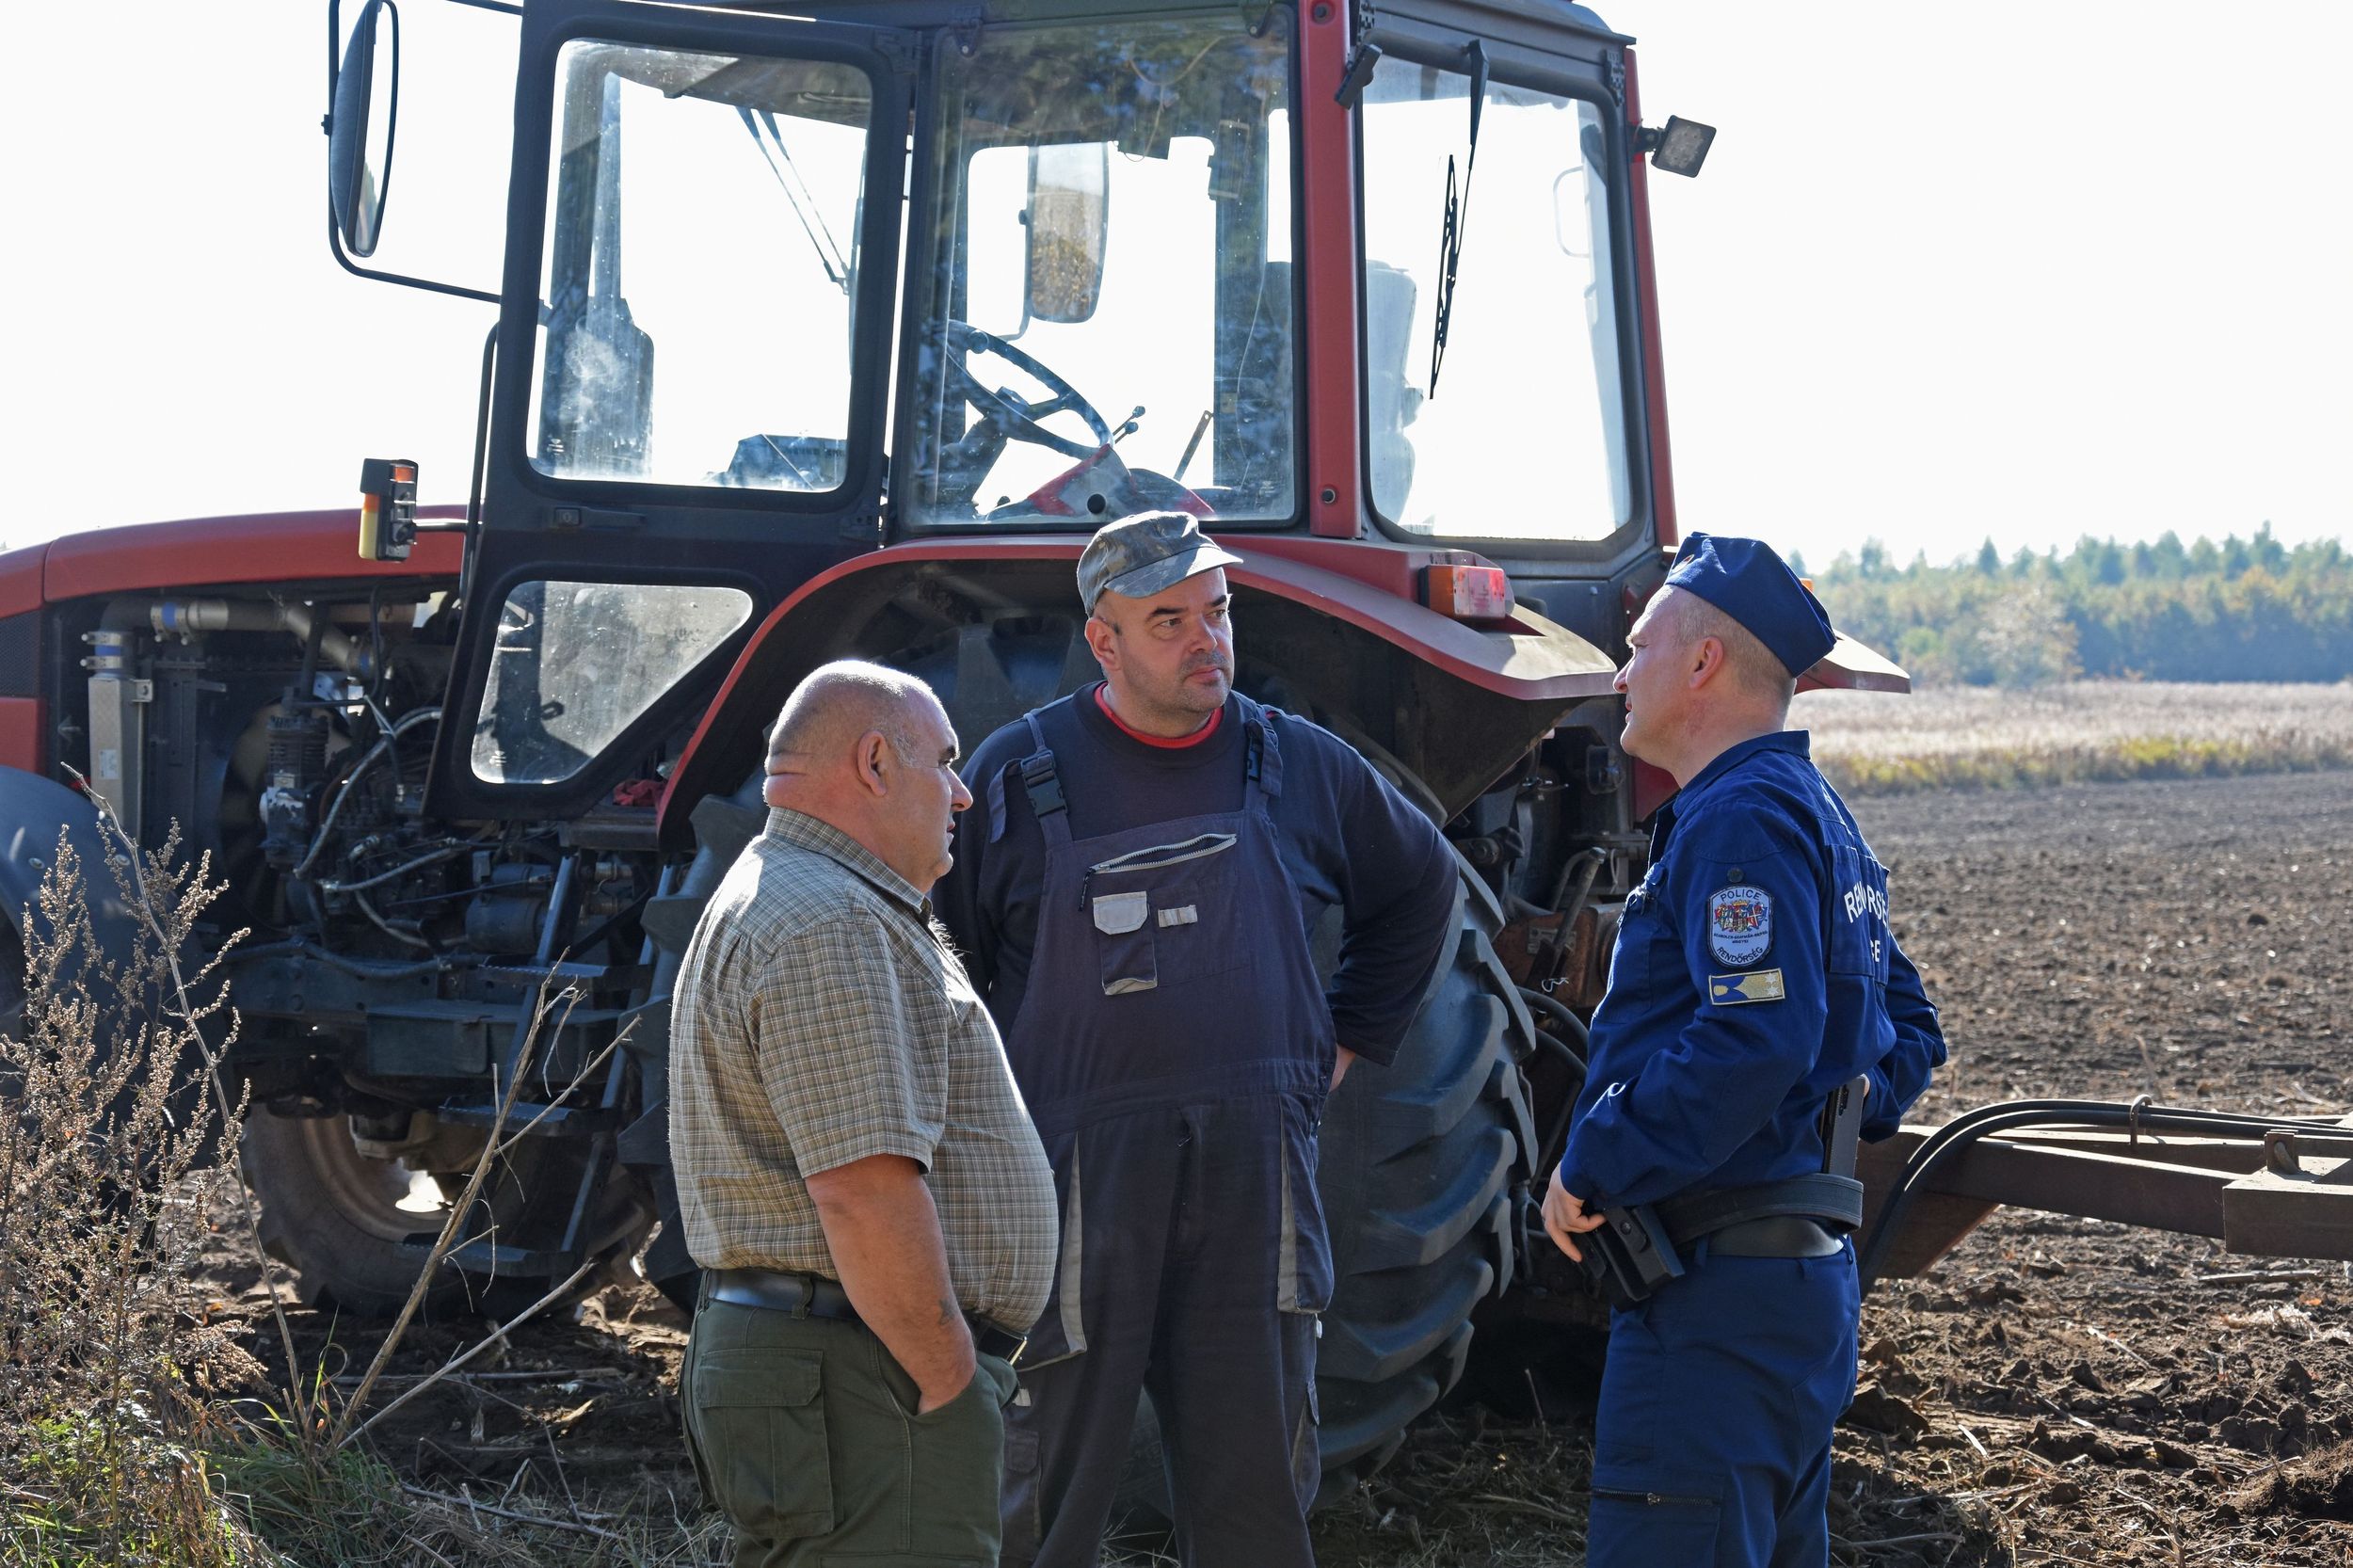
[2,818,684,1567]
[1794,680,2353,794]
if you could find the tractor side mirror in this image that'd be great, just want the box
[328,0,401,257]
[1024,143,1108,325]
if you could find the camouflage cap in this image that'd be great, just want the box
[1076,510,1245,613]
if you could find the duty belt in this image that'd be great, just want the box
[1572,1174,1865,1308]
[708,1267,1029,1366]
[1656,1172,1865,1247]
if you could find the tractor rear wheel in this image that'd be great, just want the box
[1311,859,1537,1485]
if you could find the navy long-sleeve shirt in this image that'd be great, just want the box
[934,686,1458,1067]
[1559,730,1945,1209]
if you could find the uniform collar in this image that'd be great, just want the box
[765,808,932,921]
[1678,728,1812,801]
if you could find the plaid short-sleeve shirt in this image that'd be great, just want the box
[669,808,1057,1329]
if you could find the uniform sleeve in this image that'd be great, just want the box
[1558,825,1830,1208]
[750,913,946,1176]
[1863,934,1945,1141]
[1323,745,1458,1067]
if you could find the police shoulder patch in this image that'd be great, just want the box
[1706,884,1773,966]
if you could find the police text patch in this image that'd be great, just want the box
[1709,968,1786,1005]
[1706,885,1773,966]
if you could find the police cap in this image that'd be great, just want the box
[1662,532,1836,680]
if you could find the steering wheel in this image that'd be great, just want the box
[940,320,1115,459]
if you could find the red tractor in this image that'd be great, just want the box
[2,0,2340,1494]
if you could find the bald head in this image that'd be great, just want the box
[767,662,938,774]
[760,661,973,893]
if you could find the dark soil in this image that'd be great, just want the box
[191,770,2353,1565]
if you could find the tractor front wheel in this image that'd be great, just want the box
[243,1106,649,1320]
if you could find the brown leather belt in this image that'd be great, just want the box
[708,1267,1028,1366]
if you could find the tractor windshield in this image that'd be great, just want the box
[903,13,1297,526]
[1359,56,1632,542]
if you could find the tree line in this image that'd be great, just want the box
[1796,526,2353,686]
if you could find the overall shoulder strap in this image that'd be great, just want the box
[982,710,1071,844]
[1016,710,1072,844]
[1238,696,1285,803]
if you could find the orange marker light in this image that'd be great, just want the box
[1422,563,1513,623]
[357,456,419,562]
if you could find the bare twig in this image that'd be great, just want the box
[396,1482,627,1542]
[328,1367,625,1387]
[340,1255,600,1448]
[334,976,620,1447]
[2192,1268,2328,1286]
[1469,1494,1585,1528]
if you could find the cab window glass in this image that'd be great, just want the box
[527,41,873,491]
[905,14,1297,525]
[1360,58,1629,540]
[472,581,753,784]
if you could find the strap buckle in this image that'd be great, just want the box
[1019,753,1066,818]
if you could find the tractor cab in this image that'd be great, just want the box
[328,0,1676,834]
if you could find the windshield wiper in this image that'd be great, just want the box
[1427,41,1487,399]
[737,105,851,296]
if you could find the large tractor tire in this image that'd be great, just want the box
[243,1105,650,1320]
[1311,860,1538,1483]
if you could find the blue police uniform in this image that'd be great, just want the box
[1559,536,1945,1567]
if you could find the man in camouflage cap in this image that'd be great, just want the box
[935,510,1461,1567]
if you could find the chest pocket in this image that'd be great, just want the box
[1085,832,1241,996]
[1608,873,1676,992]
[1827,844,1892,982]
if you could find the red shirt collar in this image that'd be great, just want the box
[1093,683,1224,748]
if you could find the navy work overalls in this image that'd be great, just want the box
[991,695,1331,1568]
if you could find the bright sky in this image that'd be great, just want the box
[6,1,2346,567]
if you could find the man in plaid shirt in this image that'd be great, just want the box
[671,660,1057,1566]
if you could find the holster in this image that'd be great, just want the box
[1573,1201,1684,1310]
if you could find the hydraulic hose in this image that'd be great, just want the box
[291,706,441,881]
[1518,985,1590,1174]
[225,938,487,980]
[1857,1097,2348,1295]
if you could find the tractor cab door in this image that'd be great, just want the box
[426,0,916,820]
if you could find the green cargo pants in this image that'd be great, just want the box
[680,1288,1018,1568]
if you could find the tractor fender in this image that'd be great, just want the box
[0,767,146,1007]
[659,536,1622,848]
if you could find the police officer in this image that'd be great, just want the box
[1542,535,1946,1567]
[934,511,1460,1568]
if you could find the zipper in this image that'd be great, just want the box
[1087,833,1237,877]
[1589,1487,1717,1510]
[1078,833,1239,911]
